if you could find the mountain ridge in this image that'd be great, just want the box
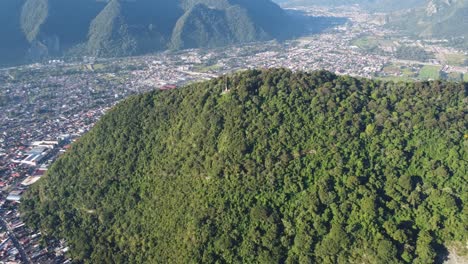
[170,3,266,50]
[0,0,302,66]
[388,0,468,43]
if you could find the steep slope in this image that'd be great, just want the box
[171,4,264,49]
[0,0,303,65]
[86,0,136,57]
[172,0,302,49]
[20,0,49,43]
[20,0,106,59]
[421,0,468,37]
[229,0,302,39]
[21,69,467,263]
[171,0,305,49]
[39,0,106,46]
[87,0,183,57]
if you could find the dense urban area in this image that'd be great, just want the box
[0,5,467,263]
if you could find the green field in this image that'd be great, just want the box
[402,67,417,77]
[381,63,417,81]
[382,64,400,74]
[418,65,441,80]
[464,74,468,82]
[193,64,222,73]
[92,63,105,70]
[352,36,379,50]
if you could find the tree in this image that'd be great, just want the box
[20,69,467,263]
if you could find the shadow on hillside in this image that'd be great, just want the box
[287,9,349,35]
[434,244,450,264]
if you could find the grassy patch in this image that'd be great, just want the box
[464,74,468,82]
[383,64,401,74]
[381,64,417,80]
[353,36,379,50]
[401,67,417,77]
[92,63,105,71]
[418,65,441,80]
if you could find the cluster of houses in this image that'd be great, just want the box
[0,136,72,263]
[0,207,70,263]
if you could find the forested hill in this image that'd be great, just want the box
[21,69,467,263]
[0,0,302,66]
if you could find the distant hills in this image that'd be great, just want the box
[0,0,303,66]
[274,0,426,12]
[171,4,264,50]
[276,0,468,47]
[389,0,468,45]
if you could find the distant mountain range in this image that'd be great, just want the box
[389,0,468,45]
[0,0,303,66]
[274,0,426,12]
[276,0,468,47]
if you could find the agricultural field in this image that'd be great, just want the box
[378,63,417,81]
[418,65,441,80]
[352,36,379,50]
[377,63,467,81]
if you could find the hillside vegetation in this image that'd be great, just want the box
[389,0,468,43]
[0,0,301,65]
[21,69,467,263]
[171,4,264,50]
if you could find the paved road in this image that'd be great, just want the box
[0,216,31,264]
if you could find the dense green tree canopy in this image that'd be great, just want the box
[21,69,467,263]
